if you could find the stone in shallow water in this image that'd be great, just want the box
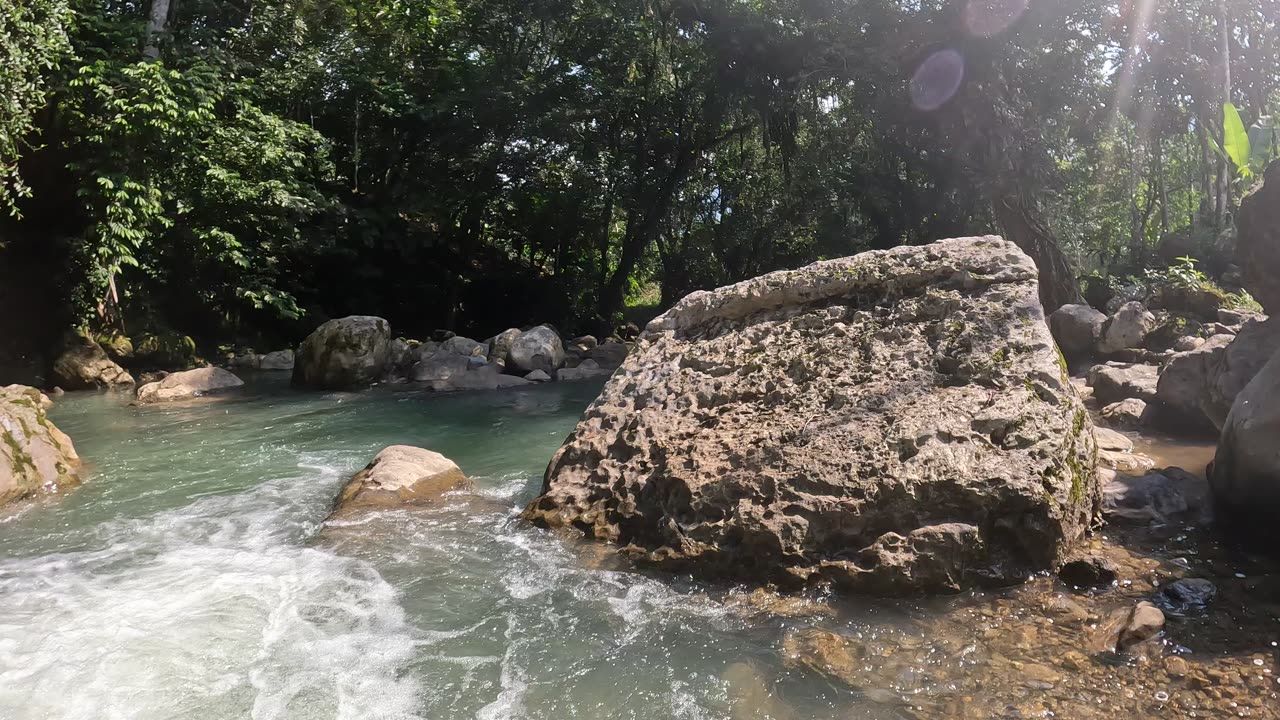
[1117,601,1166,651]
[1059,555,1119,589]
[329,445,470,518]
[524,236,1099,594]
[293,316,392,389]
[1157,578,1217,617]
[136,367,244,404]
[0,385,80,506]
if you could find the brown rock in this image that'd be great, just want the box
[0,385,81,506]
[135,367,244,404]
[524,237,1100,594]
[330,445,470,518]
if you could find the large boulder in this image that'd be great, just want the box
[136,367,244,404]
[507,325,566,374]
[52,335,135,390]
[1096,302,1156,356]
[1235,161,1280,313]
[486,329,523,367]
[411,350,470,390]
[1049,304,1106,360]
[1209,349,1280,533]
[329,445,470,519]
[1201,318,1280,430]
[1154,334,1234,430]
[523,236,1100,595]
[1086,362,1159,405]
[0,385,80,506]
[293,316,392,389]
[259,349,295,371]
[441,336,486,358]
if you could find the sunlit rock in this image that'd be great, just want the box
[0,384,80,506]
[525,236,1099,594]
[329,445,470,518]
[136,367,244,404]
[52,335,135,390]
[293,316,392,389]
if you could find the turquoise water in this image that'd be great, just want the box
[0,377,848,720]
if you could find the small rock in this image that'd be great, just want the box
[524,370,552,383]
[1087,362,1159,405]
[1157,578,1217,617]
[1020,663,1061,685]
[1101,398,1149,429]
[1174,336,1206,352]
[1165,656,1190,678]
[1059,555,1119,589]
[1117,601,1166,651]
[1094,427,1134,453]
[328,445,470,518]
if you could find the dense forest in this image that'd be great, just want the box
[1,0,1278,378]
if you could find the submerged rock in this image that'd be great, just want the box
[524,236,1100,594]
[136,367,245,404]
[52,335,135,390]
[1117,601,1165,651]
[329,445,470,518]
[0,385,80,506]
[1157,578,1217,617]
[293,316,392,389]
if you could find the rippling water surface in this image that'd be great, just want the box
[0,378,832,720]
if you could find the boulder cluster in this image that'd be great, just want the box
[291,316,630,392]
[1048,162,1280,538]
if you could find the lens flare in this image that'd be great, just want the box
[964,0,1029,37]
[911,49,965,112]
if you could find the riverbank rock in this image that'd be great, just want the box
[524,236,1100,594]
[1235,160,1280,313]
[1096,302,1156,356]
[259,349,295,371]
[136,367,245,404]
[1100,399,1150,429]
[293,316,392,389]
[557,359,610,382]
[1086,362,1159,405]
[1049,304,1106,360]
[52,336,135,390]
[1102,468,1193,524]
[1153,334,1233,431]
[0,385,80,506]
[329,445,470,518]
[1201,318,1280,430]
[507,325,565,374]
[1209,348,1280,534]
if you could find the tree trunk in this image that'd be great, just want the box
[143,0,174,59]
[990,194,1083,314]
[1214,0,1233,231]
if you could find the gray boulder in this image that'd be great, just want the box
[1096,302,1156,356]
[52,336,135,390]
[0,385,80,506]
[524,236,1100,595]
[1154,334,1235,430]
[557,359,611,382]
[1086,362,1159,405]
[1100,398,1150,429]
[259,349,295,371]
[508,325,565,374]
[1209,348,1280,533]
[136,367,244,404]
[486,329,523,367]
[1049,304,1106,360]
[586,341,630,369]
[525,370,552,383]
[293,316,392,389]
[441,336,486,358]
[1201,318,1280,430]
[411,351,469,390]
[1102,468,1195,524]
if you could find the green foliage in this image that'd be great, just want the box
[1224,103,1253,179]
[0,0,72,216]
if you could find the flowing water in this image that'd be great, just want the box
[2,378,1277,720]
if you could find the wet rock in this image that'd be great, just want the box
[524,236,1100,594]
[329,445,470,518]
[1157,578,1217,617]
[557,359,610,382]
[1097,302,1156,356]
[52,335,135,390]
[293,316,392,389]
[1045,594,1092,623]
[1209,347,1280,534]
[1235,160,1280,313]
[411,351,470,389]
[1101,399,1150,429]
[1102,469,1191,524]
[1117,601,1166,651]
[1049,304,1106,360]
[1087,362,1159,405]
[507,325,565,374]
[782,628,863,684]
[1059,555,1119,589]
[136,367,245,404]
[0,384,80,506]
[496,374,533,388]
[524,370,552,383]
[259,349,295,371]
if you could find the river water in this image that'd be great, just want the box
[2,377,1276,720]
